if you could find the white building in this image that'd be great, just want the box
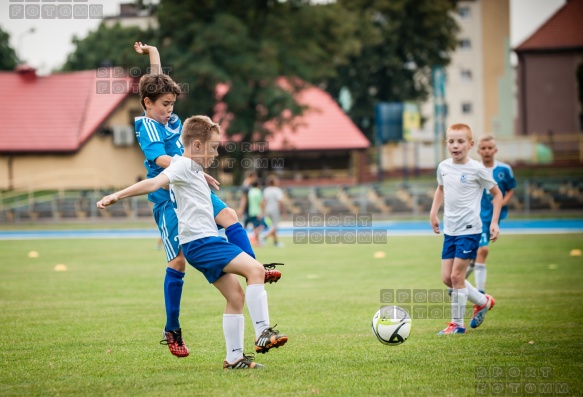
[384,0,518,171]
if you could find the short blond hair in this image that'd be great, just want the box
[181,115,221,148]
[447,123,473,140]
[479,134,496,144]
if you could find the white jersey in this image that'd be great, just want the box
[437,158,496,236]
[162,156,218,244]
[263,186,284,214]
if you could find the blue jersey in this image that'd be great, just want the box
[481,161,516,222]
[135,113,183,203]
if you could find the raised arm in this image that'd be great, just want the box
[97,173,170,209]
[134,41,162,75]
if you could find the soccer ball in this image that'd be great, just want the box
[371,306,412,346]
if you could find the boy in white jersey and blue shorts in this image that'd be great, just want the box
[429,123,503,334]
[133,42,282,358]
[98,115,288,369]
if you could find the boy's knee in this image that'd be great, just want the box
[216,207,239,228]
[168,255,186,272]
[248,262,266,283]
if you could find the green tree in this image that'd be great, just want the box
[154,0,360,181]
[63,1,460,180]
[62,22,155,72]
[324,0,459,140]
[0,26,18,70]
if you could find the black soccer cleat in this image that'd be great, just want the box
[255,324,288,354]
[223,353,265,369]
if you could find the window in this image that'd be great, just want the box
[461,102,473,115]
[459,39,472,50]
[460,69,473,82]
[458,6,471,18]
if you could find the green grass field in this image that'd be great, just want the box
[1,234,582,396]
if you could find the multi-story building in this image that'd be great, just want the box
[421,0,512,142]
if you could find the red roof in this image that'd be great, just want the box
[219,83,369,151]
[1,69,368,153]
[516,0,583,51]
[0,68,134,153]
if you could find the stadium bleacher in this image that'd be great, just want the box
[1,178,582,223]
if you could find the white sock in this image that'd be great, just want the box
[223,314,244,364]
[465,280,487,306]
[451,288,468,327]
[474,263,487,292]
[246,284,270,338]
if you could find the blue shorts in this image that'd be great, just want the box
[182,236,243,283]
[479,222,491,247]
[479,218,505,247]
[153,192,229,262]
[153,200,180,262]
[441,234,481,260]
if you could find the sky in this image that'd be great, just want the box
[0,0,567,76]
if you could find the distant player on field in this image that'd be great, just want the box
[262,175,286,247]
[98,115,288,369]
[469,135,516,293]
[429,123,502,335]
[132,42,281,358]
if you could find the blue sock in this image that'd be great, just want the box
[164,267,185,331]
[225,223,256,259]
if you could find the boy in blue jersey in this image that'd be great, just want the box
[133,42,281,357]
[98,115,288,369]
[469,135,516,293]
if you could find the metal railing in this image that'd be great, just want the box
[1,178,581,224]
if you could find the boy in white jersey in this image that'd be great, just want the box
[97,116,287,369]
[429,123,503,334]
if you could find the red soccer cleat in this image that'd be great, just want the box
[160,328,189,358]
[263,263,283,284]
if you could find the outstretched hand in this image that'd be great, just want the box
[96,194,119,209]
[134,41,156,55]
